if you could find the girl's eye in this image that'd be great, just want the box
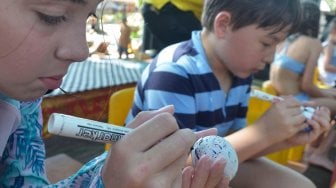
[262,42,272,47]
[37,12,66,25]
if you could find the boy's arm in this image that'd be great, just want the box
[249,108,331,159]
[225,97,307,163]
[225,123,279,162]
[247,139,293,159]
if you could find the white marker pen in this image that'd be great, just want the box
[48,113,242,168]
[48,113,132,143]
[250,89,314,113]
[250,89,282,102]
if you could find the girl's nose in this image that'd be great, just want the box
[55,24,89,62]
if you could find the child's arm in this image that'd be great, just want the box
[225,96,307,162]
[251,106,331,158]
[250,90,314,131]
[226,93,331,162]
[322,40,336,73]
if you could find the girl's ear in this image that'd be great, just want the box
[214,11,231,38]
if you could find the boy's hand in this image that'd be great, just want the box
[256,96,306,144]
[286,106,332,145]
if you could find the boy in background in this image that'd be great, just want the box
[128,0,332,187]
[118,17,131,59]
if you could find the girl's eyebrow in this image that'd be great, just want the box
[70,0,87,5]
[55,0,87,5]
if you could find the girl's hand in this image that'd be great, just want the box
[102,106,197,188]
[181,156,229,188]
[102,106,224,188]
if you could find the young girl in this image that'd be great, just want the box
[0,0,228,187]
[270,2,336,115]
[270,2,336,172]
[318,18,336,87]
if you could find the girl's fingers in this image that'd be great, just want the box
[158,152,188,188]
[181,166,194,188]
[190,155,211,188]
[125,112,180,152]
[144,128,196,174]
[215,177,230,188]
[126,105,174,129]
[204,157,226,188]
[195,128,218,139]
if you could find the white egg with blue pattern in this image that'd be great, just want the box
[191,135,238,180]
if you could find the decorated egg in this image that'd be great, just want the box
[191,135,238,180]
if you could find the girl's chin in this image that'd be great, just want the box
[19,90,48,101]
[0,87,46,101]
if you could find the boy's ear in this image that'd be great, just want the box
[214,11,231,37]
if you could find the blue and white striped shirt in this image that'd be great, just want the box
[127,31,252,136]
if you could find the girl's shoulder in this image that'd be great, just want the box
[296,36,322,50]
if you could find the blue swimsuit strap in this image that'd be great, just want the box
[273,34,305,75]
[273,55,305,74]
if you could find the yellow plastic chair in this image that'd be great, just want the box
[261,80,276,114]
[105,87,135,151]
[246,86,269,125]
[260,81,305,164]
[261,80,277,95]
[313,68,331,89]
[247,82,287,164]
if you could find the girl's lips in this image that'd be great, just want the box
[40,76,63,90]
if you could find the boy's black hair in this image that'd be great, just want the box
[298,1,321,38]
[202,0,302,35]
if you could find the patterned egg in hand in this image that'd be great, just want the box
[191,135,239,180]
